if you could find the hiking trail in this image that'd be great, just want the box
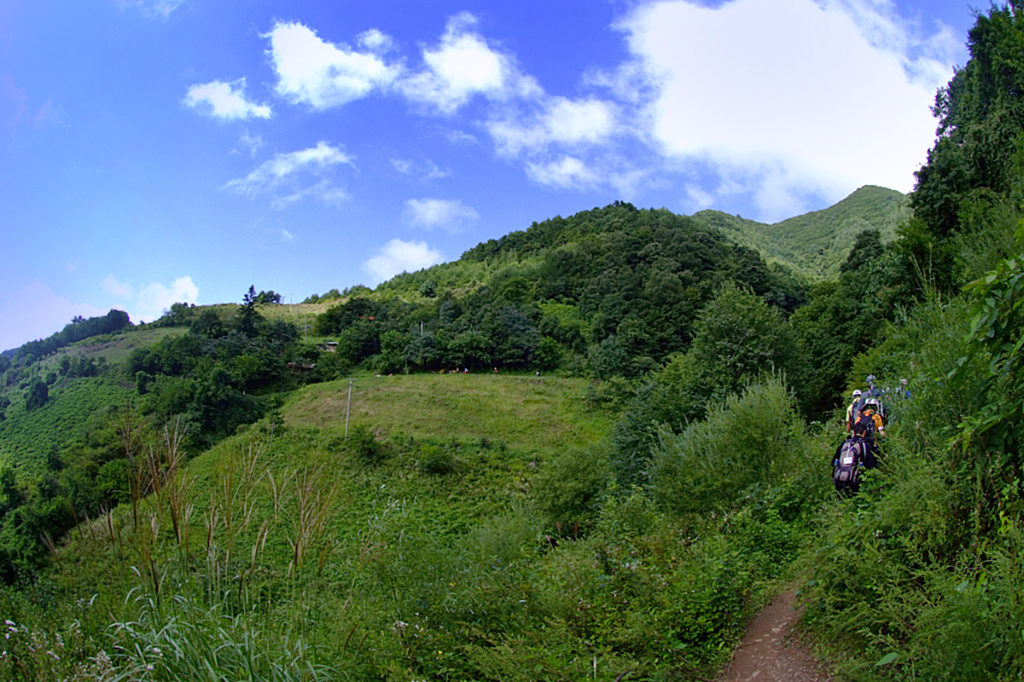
[717,588,832,682]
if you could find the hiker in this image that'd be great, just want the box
[851,401,884,470]
[860,399,886,440]
[833,415,881,494]
[846,389,863,433]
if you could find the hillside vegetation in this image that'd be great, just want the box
[3,3,1024,680]
[691,185,910,279]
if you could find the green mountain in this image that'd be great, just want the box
[691,185,911,279]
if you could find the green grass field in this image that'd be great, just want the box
[280,373,610,455]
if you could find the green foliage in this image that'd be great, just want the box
[417,442,455,474]
[791,230,906,419]
[533,444,611,534]
[24,378,48,411]
[611,283,808,487]
[107,594,339,681]
[649,375,809,514]
[693,184,910,280]
[348,424,388,466]
[236,285,265,337]
[959,225,1024,457]
[12,309,132,363]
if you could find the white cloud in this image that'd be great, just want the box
[0,281,107,352]
[363,239,444,285]
[525,156,599,190]
[403,198,478,232]
[271,180,350,209]
[136,277,200,323]
[358,28,394,52]
[401,12,540,114]
[225,141,353,203]
[281,229,296,243]
[102,275,199,324]
[685,186,716,212]
[237,130,264,157]
[489,96,619,157]
[184,78,272,120]
[101,274,133,298]
[617,0,957,220]
[426,161,451,179]
[391,158,452,180]
[265,21,401,109]
[117,0,186,20]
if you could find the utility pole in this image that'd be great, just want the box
[345,378,353,437]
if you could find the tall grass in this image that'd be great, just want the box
[107,593,340,681]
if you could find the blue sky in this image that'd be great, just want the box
[0,0,978,351]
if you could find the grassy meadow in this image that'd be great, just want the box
[0,372,823,681]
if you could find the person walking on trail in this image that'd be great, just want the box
[860,399,885,440]
[833,412,882,494]
[852,401,884,468]
[846,389,863,433]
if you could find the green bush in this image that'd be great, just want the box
[417,443,455,475]
[533,444,611,534]
[347,425,387,466]
[649,374,807,514]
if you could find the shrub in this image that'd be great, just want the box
[649,374,806,514]
[417,443,455,475]
[348,425,387,466]
[533,444,611,534]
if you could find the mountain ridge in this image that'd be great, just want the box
[690,185,910,279]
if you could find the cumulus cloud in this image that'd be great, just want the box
[136,277,200,322]
[265,21,401,109]
[184,78,272,120]
[615,0,957,220]
[525,157,599,190]
[362,239,444,285]
[401,12,540,114]
[225,141,353,206]
[101,274,133,298]
[403,198,479,232]
[0,281,107,352]
[102,275,199,323]
[489,96,619,157]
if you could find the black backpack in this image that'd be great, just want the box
[853,412,876,440]
[834,438,865,492]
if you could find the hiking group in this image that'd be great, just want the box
[832,376,909,494]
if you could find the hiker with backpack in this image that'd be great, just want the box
[832,418,880,494]
[834,395,883,494]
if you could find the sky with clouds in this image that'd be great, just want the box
[0,0,978,351]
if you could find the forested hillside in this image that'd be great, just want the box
[692,185,911,278]
[2,2,1024,679]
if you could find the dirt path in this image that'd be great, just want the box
[717,588,832,682]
